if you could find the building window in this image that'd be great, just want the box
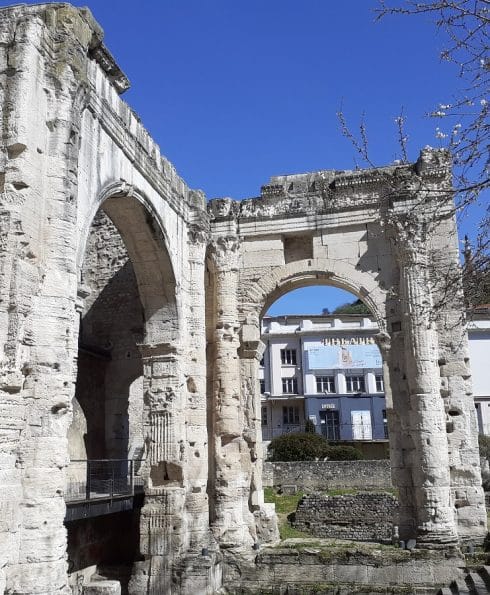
[280,348,297,365]
[283,405,300,425]
[346,375,366,393]
[259,355,265,367]
[316,375,335,393]
[282,377,298,394]
[261,406,268,426]
[375,375,384,392]
[260,379,265,394]
[320,410,340,441]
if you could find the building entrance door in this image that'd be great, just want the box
[319,410,340,441]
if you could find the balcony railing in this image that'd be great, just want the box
[261,423,389,442]
[261,425,302,441]
[65,459,143,503]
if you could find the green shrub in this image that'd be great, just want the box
[326,445,363,461]
[268,432,330,461]
[304,419,316,434]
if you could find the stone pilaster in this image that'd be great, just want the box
[208,235,254,548]
[135,342,187,594]
[375,330,417,541]
[184,220,215,553]
[239,322,279,544]
[394,216,457,547]
[431,217,487,543]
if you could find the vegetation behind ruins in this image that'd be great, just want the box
[268,432,363,462]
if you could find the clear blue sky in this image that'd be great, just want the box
[2,1,486,314]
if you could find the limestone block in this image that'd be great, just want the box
[6,559,69,594]
[127,560,150,595]
[0,524,20,566]
[83,581,121,595]
[253,504,279,544]
[242,239,284,268]
[22,467,64,500]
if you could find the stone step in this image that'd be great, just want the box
[478,566,490,591]
[466,571,490,595]
[449,579,472,595]
[83,579,121,595]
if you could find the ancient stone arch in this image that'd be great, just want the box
[0,3,486,595]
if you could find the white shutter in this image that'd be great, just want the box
[351,410,372,440]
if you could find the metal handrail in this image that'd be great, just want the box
[65,459,143,503]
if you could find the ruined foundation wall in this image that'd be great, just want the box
[222,547,465,594]
[263,460,392,491]
[293,492,398,543]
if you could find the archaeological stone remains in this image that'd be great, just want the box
[0,3,486,594]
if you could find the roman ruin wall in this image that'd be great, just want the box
[0,3,486,594]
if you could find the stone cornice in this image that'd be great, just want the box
[89,43,130,94]
[206,149,452,226]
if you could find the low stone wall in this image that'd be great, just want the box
[263,460,392,490]
[222,545,464,594]
[293,492,398,543]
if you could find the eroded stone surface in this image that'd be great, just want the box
[0,3,485,594]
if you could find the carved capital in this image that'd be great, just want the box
[387,212,428,265]
[209,235,241,271]
[187,223,209,245]
[144,386,177,412]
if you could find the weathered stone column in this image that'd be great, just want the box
[430,216,487,543]
[394,217,457,547]
[131,343,187,595]
[375,330,417,541]
[239,321,279,544]
[208,235,254,548]
[183,218,214,552]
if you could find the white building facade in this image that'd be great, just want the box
[468,307,490,435]
[260,310,490,443]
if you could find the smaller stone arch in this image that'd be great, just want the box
[241,257,387,331]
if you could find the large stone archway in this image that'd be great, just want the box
[0,3,486,594]
[206,158,486,549]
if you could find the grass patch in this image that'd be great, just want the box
[263,486,303,514]
[263,487,310,540]
[279,523,311,540]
